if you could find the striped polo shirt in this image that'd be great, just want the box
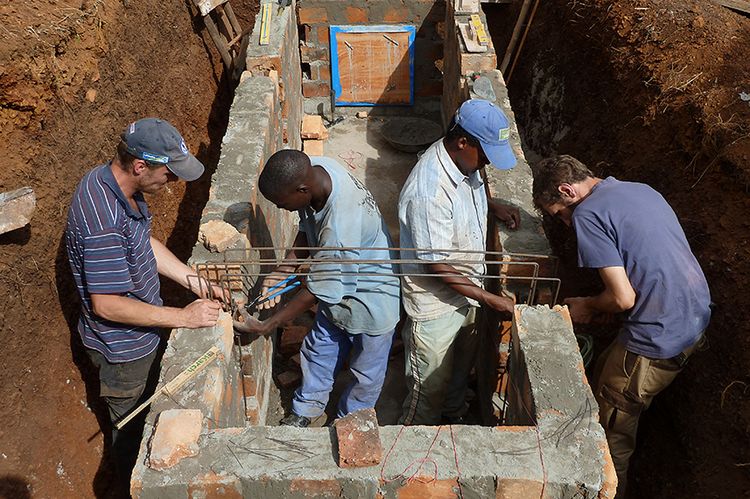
[65,163,162,363]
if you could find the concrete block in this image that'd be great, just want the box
[188,472,243,498]
[303,139,325,156]
[199,218,242,253]
[334,408,382,468]
[0,187,35,235]
[148,409,202,470]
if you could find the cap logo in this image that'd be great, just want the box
[141,151,170,164]
[129,122,136,134]
[179,139,188,155]
[499,128,510,141]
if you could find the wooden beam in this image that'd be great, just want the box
[712,0,750,14]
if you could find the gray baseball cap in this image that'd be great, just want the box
[121,118,205,181]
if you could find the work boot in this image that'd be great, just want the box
[280,412,311,428]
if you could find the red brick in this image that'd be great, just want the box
[311,62,331,83]
[335,408,382,468]
[188,472,242,498]
[317,26,330,47]
[199,220,241,253]
[148,409,202,470]
[345,6,368,23]
[302,114,326,139]
[303,80,331,98]
[598,440,618,498]
[495,478,545,499]
[300,44,328,63]
[297,6,327,24]
[289,479,342,496]
[397,479,459,498]
[383,7,409,23]
[242,374,258,397]
[280,325,308,354]
[303,139,325,156]
[276,369,302,388]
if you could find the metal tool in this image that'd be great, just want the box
[245,274,300,310]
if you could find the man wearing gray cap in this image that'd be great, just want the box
[65,118,223,490]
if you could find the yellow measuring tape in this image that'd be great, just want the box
[469,14,489,46]
[259,2,272,45]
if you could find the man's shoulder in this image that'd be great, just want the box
[69,164,122,235]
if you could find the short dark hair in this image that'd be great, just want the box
[532,155,594,208]
[259,149,310,199]
[115,141,163,170]
[115,141,139,169]
[444,120,481,148]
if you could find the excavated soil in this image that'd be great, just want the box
[1,0,749,498]
[490,0,750,497]
[0,1,257,497]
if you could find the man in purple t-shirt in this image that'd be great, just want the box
[532,155,711,496]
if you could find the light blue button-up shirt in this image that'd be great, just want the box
[398,140,488,321]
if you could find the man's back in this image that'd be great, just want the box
[299,157,400,335]
[573,177,711,358]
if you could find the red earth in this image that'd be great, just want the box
[1,0,749,498]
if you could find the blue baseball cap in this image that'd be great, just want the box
[121,118,205,181]
[454,99,516,170]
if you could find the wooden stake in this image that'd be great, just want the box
[500,0,533,75]
[115,346,221,430]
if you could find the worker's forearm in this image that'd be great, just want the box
[427,262,494,304]
[150,237,195,289]
[584,289,632,314]
[263,288,318,331]
[91,293,186,328]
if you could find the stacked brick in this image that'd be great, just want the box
[296,0,447,114]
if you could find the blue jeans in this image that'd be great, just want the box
[292,313,394,419]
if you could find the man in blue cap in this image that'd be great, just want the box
[398,99,519,425]
[66,118,224,490]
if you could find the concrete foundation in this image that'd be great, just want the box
[131,1,615,497]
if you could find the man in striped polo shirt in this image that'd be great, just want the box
[66,118,223,490]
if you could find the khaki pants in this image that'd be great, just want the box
[593,336,703,496]
[399,306,478,425]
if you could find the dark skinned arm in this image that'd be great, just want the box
[426,262,514,314]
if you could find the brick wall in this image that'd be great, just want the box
[296,0,446,115]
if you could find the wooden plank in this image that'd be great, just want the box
[115,347,220,429]
[217,5,235,40]
[335,31,411,105]
[712,0,750,14]
[204,14,233,70]
[194,0,229,17]
[224,2,243,34]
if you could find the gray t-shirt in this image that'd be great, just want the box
[298,157,400,335]
[573,177,711,359]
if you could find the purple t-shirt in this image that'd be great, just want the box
[573,177,711,359]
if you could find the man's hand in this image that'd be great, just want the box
[564,297,595,324]
[484,292,515,314]
[490,203,521,230]
[233,308,273,335]
[258,270,294,310]
[180,299,222,328]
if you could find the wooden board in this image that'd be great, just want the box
[712,0,750,14]
[195,0,229,17]
[332,27,414,106]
